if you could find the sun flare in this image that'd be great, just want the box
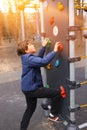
[0,0,40,13]
[0,0,16,13]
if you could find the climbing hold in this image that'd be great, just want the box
[50,16,54,25]
[44,1,48,8]
[55,60,60,67]
[46,38,51,48]
[45,84,50,88]
[83,6,87,12]
[58,43,63,51]
[46,64,51,70]
[17,1,25,10]
[53,25,58,36]
[57,2,64,11]
[60,86,66,98]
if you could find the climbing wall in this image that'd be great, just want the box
[43,0,69,119]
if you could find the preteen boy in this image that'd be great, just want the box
[17,39,66,130]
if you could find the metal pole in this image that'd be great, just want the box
[65,0,79,130]
[20,11,25,41]
[69,0,76,122]
[36,9,39,35]
[83,4,87,128]
[79,122,87,129]
[35,8,40,40]
[40,1,44,42]
[40,0,48,117]
[40,0,47,86]
[84,13,87,79]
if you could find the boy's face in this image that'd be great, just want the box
[25,43,36,54]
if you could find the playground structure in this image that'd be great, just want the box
[40,0,87,130]
[17,0,87,130]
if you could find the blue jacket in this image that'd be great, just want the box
[21,46,56,91]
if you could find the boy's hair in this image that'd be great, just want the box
[17,40,29,56]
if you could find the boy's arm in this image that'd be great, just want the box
[26,41,60,67]
[37,46,46,57]
[37,39,48,57]
[27,51,56,67]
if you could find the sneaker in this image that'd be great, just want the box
[60,86,66,98]
[48,113,62,122]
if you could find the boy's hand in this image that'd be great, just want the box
[53,42,62,52]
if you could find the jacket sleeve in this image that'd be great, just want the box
[37,46,46,57]
[27,51,56,67]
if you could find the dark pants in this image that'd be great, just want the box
[20,87,60,130]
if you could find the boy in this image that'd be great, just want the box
[17,39,66,130]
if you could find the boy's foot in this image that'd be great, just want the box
[48,113,62,122]
[60,86,66,98]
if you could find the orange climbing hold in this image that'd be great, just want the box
[60,86,66,98]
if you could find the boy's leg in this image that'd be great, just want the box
[25,87,60,98]
[24,87,66,99]
[20,93,37,130]
[28,87,66,122]
[22,87,66,124]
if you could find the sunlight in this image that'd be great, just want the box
[0,0,40,13]
[0,0,7,12]
[24,0,40,12]
[0,0,16,13]
[24,8,36,13]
